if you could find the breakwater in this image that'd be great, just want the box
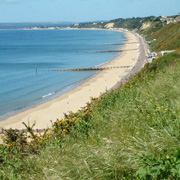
[91,48,137,53]
[47,65,132,72]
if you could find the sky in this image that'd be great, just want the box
[0,0,179,23]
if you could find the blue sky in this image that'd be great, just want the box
[0,0,179,22]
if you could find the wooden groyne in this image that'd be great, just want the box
[105,42,137,46]
[91,48,137,53]
[47,65,132,72]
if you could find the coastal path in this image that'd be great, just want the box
[111,32,148,89]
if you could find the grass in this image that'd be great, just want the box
[138,18,163,37]
[146,22,180,51]
[1,51,180,179]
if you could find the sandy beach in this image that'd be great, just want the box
[0,30,140,130]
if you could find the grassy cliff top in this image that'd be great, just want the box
[145,22,180,51]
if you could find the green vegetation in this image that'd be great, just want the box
[1,51,180,179]
[74,21,107,29]
[145,22,180,51]
[110,16,158,30]
[110,17,143,29]
[72,16,162,31]
[138,17,163,36]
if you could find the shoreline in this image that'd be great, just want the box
[0,71,99,121]
[0,29,122,122]
[0,30,141,130]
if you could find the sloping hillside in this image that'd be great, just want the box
[72,16,157,30]
[138,18,163,36]
[109,17,143,29]
[146,22,180,51]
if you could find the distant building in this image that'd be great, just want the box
[167,18,177,24]
[160,16,178,24]
[160,16,167,22]
[147,50,175,62]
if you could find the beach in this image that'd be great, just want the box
[0,30,141,130]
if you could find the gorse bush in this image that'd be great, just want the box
[0,97,99,173]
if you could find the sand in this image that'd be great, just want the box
[0,30,139,130]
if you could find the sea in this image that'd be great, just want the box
[0,29,125,120]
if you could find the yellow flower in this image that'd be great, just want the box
[7,143,12,148]
[63,129,68,133]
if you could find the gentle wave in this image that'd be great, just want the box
[42,92,55,99]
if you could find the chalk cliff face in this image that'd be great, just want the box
[105,23,114,28]
[140,22,151,30]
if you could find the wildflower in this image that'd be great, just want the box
[63,129,68,133]
[7,143,13,148]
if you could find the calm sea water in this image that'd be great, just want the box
[0,29,125,119]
